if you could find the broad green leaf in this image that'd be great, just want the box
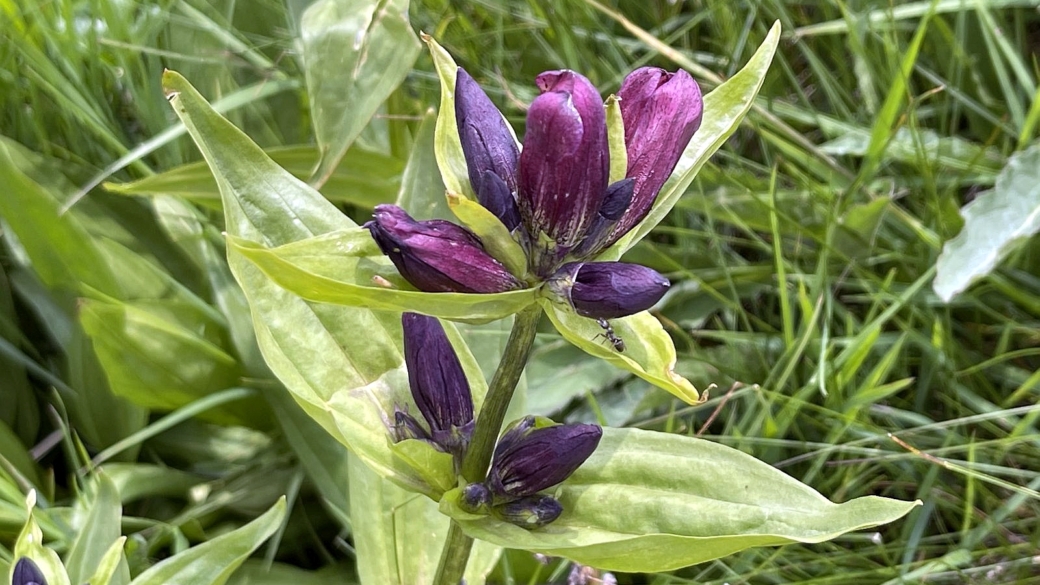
[396,109,452,221]
[441,428,918,573]
[349,454,500,585]
[541,300,700,404]
[301,0,421,186]
[226,231,539,322]
[605,95,627,184]
[934,142,1040,301]
[0,140,119,296]
[447,193,528,278]
[13,492,72,585]
[103,463,201,503]
[603,21,781,259]
[129,498,286,585]
[162,70,489,493]
[78,298,250,422]
[104,145,404,209]
[86,537,128,585]
[65,474,127,585]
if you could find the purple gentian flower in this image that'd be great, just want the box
[393,312,475,460]
[365,204,522,293]
[366,64,700,320]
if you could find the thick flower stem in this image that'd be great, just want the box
[462,304,542,483]
[432,304,542,585]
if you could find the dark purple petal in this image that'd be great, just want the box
[518,70,609,254]
[478,170,522,231]
[365,204,523,293]
[493,494,563,529]
[608,68,702,244]
[572,178,634,257]
[455,68,522,230]
[402,312,474,438]
[13,558,47,585]
[486,418,601,501]
[550,261,670,320]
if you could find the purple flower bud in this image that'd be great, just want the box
[460,482,492,513]
[13,558,47,585]
[493,494,563,529]
[549,261,670,320]
[608,68,702,245]
[485,416,601,502]
[572,178,634,258]
[402,313,474,455]
[455,68,522,231]
[365,204,523,293]
[518,70,609,255]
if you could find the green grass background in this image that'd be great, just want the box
[2,0,1039,583]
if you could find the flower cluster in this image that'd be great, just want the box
[393,313,600,529]
[366,65,702,324]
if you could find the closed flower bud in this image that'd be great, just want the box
[402,313,475,456]
[549,261,670,319]
[455,68,522,231]
[609,68,702,245]
[365,204,522,293]
[460,482,492,513]
[393,409,433,443]
[485,416,601,502]
[493,494,563,529]
[13,558,47,585]
[518,70,609,256]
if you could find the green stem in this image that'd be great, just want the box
[432,521,473,585]
[432,305,542,585]
[461,305,542,483]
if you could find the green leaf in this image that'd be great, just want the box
[605,95,627,184]
[603,21,781,259]
[301,0,421,186]
[447,193,528,278]
[162,70,489,493]
[225,231,539,322]
[349,455,500,585]
[129,498,286,585]
[104,145,404,209]
[424,34,472,199]
[395,109,452,220]
[934,142,1040,301]
[541,300,700,404]
[86,537,129,585]
[65,474,127,585]
[0,139,120,296]
[441,427,918,573]
[78,298,250,422]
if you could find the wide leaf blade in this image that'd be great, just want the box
[129,498,286,585]
[933,142,1040,301]
[441,427,918,573]
[541,301,699,404]
[301,0,421,186]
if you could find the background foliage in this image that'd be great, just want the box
[1,0,1039,583]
